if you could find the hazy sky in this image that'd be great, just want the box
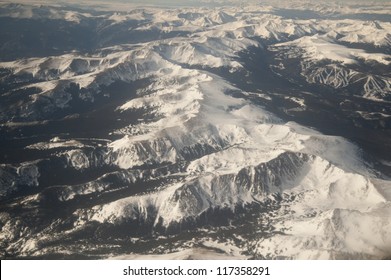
[2,0,390,9]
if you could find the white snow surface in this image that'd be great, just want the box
[270,31,391,101]
[109,247,244,260]
[73,46,390,258]
[275,34,391,65]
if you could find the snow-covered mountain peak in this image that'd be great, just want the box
[275,34,391,66]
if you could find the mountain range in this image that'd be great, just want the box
[0,1,390,259]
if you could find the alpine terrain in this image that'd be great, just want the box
[0,0,390,259]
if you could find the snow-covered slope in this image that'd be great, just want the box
[270,32,391,101]
[275,34,391,65]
